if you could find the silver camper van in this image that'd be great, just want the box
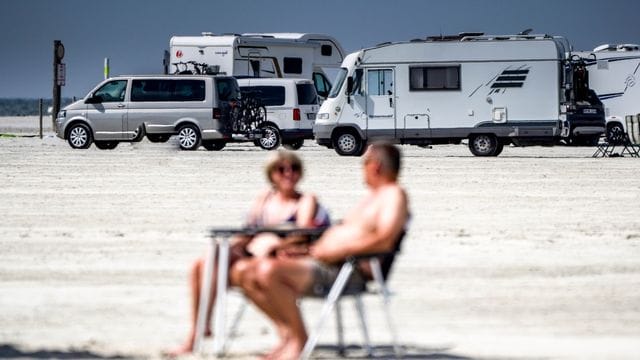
[55,75,240,150]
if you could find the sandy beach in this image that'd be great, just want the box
[1,116,639,359]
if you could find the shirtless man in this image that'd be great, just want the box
[231,141,409,359]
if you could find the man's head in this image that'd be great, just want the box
[362,141,402,186]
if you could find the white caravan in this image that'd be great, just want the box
[575,44,640,143]
[167,33,344,98]
[314,33,606,156]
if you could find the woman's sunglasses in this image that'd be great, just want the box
[276,163,302,174]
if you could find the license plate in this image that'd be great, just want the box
[307,113,316,120]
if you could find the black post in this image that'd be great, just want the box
[52,40,65,132]
[39,98,43,139]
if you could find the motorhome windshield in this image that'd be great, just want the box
[328,68,348,98]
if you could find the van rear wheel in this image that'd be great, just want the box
[333,130,364,156]
[258,125,281,150]
[177,124,201,150]
[469,134,499,156]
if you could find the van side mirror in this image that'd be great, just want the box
[346,76,353,104]
[85,95,103,104]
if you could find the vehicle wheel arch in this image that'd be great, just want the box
[64,119,93,140]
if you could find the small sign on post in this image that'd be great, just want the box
[56,63,66,86]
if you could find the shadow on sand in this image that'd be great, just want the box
[0,344,133,359]
[306,343,474,359]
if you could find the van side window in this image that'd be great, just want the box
[410,66,460,91]
[94,80,127,102]
[131,80,205,102]
[240,86,285,106]
[284,57,303,74]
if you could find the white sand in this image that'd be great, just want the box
[1,116,639,359]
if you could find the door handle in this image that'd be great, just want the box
[117,104,126,108]
[389,97,393,107]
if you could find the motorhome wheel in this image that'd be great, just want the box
[177,124,202,150]
[67,123,93,149]
[94,141,119,150]
[469,134,499,156]
[258,125,281,150]
[333,131,363,156]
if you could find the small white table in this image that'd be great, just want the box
[194,226,328,357]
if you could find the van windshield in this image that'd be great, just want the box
[328,68,348,98]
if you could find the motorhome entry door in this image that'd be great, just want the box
[366,68,396,137]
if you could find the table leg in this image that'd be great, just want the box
[212,237,230,356]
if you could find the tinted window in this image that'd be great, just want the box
[296,84,318,105]
[216,78,240,101]
[131,79,205,102]
[321,45,332,56]
[94,80,127,102]
[410,66,460,90]
[328,68,347,98]
[240,86,285,106]
[283,57,303,74]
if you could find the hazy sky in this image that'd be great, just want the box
[1,0,639,98]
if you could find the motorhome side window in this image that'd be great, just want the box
[130,80,206,101]
[94,80,127,102]
[283,57,303,74]
[240,86,285,106]
[368,69,393,95]
[409,66,460,91]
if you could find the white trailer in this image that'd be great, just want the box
[575,44,640,142]
[167,32,344,98]
[314,33,605,156]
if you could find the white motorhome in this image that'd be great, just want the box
[314,33,606,156]
[575,44,640,143]
[167,33,344,98]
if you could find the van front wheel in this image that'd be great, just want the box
[177,124,201,150]
[67,123,93,149]
[469,134,499,156]
[333,130,364,156]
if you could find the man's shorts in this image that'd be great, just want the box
[305,260,367,297]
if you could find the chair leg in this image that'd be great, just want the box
[300,261,355,360]
[354,294,373,357]
[228,298,248,339]
[370,258,402,358]
[335,300,345,356]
